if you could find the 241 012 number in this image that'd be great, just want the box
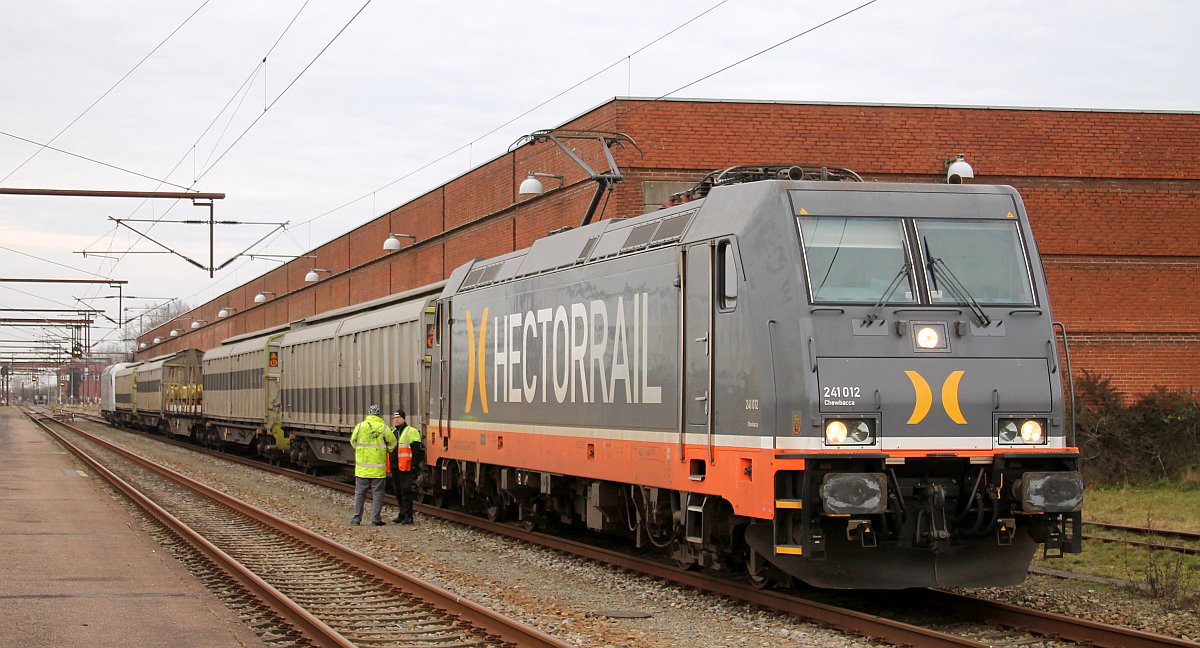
[822,386,861,398]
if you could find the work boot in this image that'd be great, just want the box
[350,518,361,526]
[392,514,403,523]
[371,520,386,526]
[401,517,414,525]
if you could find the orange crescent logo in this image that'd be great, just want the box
[941,370,967,424]
[464,307,490,414]
[905,370,932,424]
[905,370,968,425]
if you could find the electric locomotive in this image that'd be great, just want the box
[425,166,1083,589]
[100,362,139,424]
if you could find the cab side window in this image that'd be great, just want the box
[718,239,738,310]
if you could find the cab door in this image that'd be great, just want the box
[683,241,715,463]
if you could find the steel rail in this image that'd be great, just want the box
[1084,534,1200,556]
[919,589,1199,648]
[1086,521,1200,543]
[426,506,988,647]
[75,411,1197,648]
[24,411,353,647]
[72,414,979,647]
[41,412,569,648]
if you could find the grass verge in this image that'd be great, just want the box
[1033,483,1200,611]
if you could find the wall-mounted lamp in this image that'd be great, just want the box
[305,268,331,283]
[518,172,564,196]
[254,291,276,304]
[383,233,417,251]
[139,342,147,350]
[217,306,237,318]
[944,154,974,184]
[191,320,208,329]
[152,337,162,344]
[169,329,180,337]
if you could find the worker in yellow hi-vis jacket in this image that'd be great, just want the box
[350,405,397,526]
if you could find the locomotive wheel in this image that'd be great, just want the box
[744,546,789,589]
[745,545,769,588]
[672,540,699,571]
[747,565,773,590]
[674,555,698,571]
[483,494,505,522]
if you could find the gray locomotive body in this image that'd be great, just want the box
[101,170,1082,589]
[427,175,1082,589]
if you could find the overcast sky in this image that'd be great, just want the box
[1,0,1196,354]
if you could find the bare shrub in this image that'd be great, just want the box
[1074,372,1200,485]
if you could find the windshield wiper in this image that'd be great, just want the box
[921,253,988,324]
[863,260,912,324]
[924,237,991,327]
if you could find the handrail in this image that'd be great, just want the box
[1053,322,1076,447]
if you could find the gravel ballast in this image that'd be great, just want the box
[81,423,1198,646]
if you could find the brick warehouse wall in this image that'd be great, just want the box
[140,99,1200,398]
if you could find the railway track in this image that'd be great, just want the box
[65,410,1197,648]
[1083,521,1200,556]
[26,408,568,648]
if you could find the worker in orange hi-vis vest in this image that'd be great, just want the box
[388,409,423,524]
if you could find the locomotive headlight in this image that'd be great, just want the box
[911,322,949,351]
[997,418,1048,445]
[824,418,875,445]
[1020,419,1044,443]
[825,420,848,444]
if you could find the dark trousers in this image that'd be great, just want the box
[391,470,415,520]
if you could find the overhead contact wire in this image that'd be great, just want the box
[0,0,212,184]
[85,0,314,287]
[197,0,376,182]
[291,0,733,229]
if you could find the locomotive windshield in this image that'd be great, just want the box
[916,220,1035,305]
[798,216,1035,306]
[798,217,916,304]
